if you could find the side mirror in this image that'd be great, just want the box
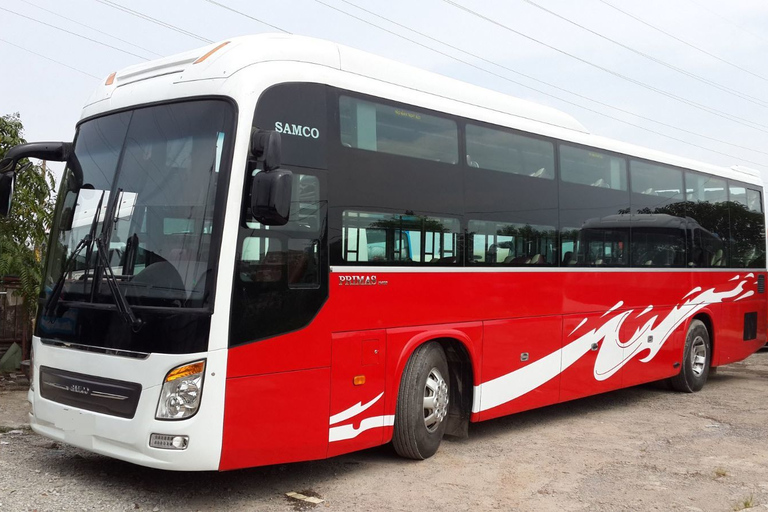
[251,169,293,226]
[0,173,14,217]
[250,129,282,172]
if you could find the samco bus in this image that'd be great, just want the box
[1,34,765,471]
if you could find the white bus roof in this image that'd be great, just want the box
[85,33,762,187]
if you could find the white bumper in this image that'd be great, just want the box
[28,336,227,471]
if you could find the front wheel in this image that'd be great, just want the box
[393,342,450,460]
[669,319,711,393]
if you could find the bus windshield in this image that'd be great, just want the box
[36,100,235,354]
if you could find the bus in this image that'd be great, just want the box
[0,34,765,471]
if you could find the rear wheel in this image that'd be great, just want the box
[669,319,711,393]
[393,342,450,459]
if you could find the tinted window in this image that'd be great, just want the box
[631,161,683,199]
[629,215,687,267]
[560,145,627,190]
[339,96,458,163]
[232,170,328,345]
[684,171,729,266]
[629,161,687,267]
[729,181,766,268]
[686,173,727,203]
[469,220,557,265]
[559,145,630,266]
[342,211,459,265]
[464,126,558,264]
[575,225,629,267]
[465,125,554,179]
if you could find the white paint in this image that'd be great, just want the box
[329,392,383,426]
[473,277,750,414]
[569,318,588,336]
[329,415,396,442]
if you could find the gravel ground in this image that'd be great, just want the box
[1,350,768,512]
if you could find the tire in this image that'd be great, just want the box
[393,342,450,460]
[669,319,711,393]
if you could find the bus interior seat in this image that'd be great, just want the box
[653,248,675,266]
[466,155,480,168]
[486,244,498,263]
[529,167,546,178]
[131,260,185,294]
[711,249,724,267]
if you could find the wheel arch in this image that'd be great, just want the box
[389,329,478,439]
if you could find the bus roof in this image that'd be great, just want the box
[88,33,762,187]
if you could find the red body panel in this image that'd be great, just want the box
[559,312,625,402]
[327,330,387,458]
[220,270,766,470]
[479,317,562,421]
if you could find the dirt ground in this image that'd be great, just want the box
[1,350,768,512]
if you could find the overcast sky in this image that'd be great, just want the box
[1,0,767,181]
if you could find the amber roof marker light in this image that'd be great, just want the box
[194,41,230,64]
[105,72,116,86]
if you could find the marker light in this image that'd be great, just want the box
[193,41,230,64]
[105,72,116,86]
[155,360,205,420]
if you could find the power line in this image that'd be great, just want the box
[521,0,768,108]
[314,1,767,168]
[0,37,100,80]
[685,0,768,45]
[440,0,768,133]
[202,0,289,33]
[93,0,212,44]
[598,0,768,83]
[336,0,768,159]
[18,0,164,58]
[1,6,150,60]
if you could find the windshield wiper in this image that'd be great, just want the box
[44,191,105,317]
[94,235,143,331]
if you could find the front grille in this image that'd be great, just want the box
[40,366,142,419]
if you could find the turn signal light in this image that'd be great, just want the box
[165,361,205,382]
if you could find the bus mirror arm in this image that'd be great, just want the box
[249,129,291,225]
[250,129,282,172]
[0,141,81,217]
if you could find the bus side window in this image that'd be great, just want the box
[343,210,459,265]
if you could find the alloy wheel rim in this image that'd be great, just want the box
[423,368,449,433]
[691,335,707,376]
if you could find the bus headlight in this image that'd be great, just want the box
[155,360,205,420]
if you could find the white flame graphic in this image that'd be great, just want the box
[473,277,751,413]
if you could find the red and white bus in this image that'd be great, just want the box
[1,34,765,471]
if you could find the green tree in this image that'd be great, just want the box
[0,113,56,315]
